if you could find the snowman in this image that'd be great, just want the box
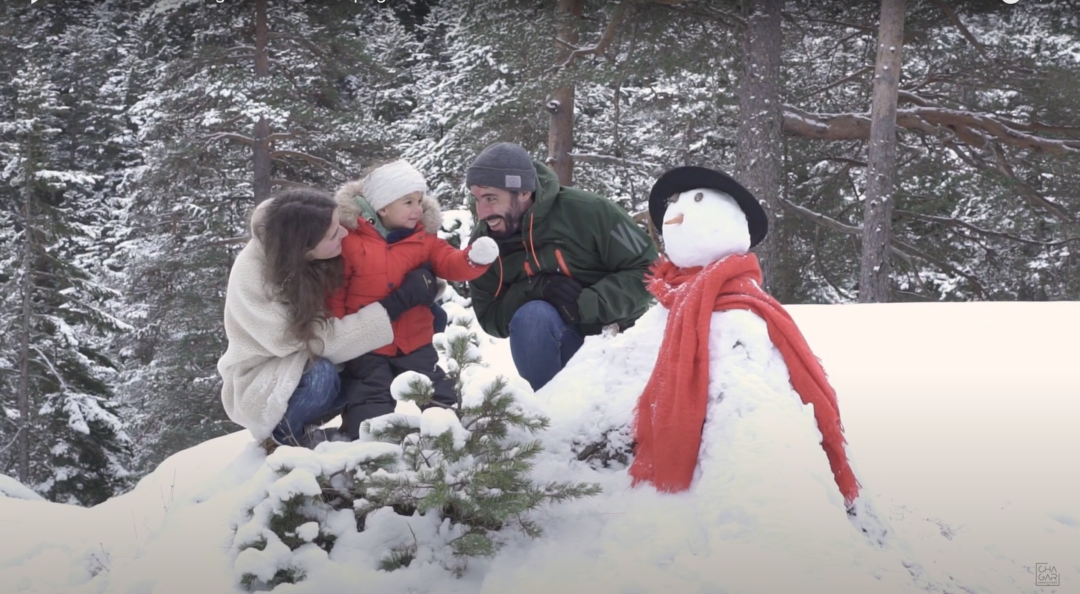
[628,166,886,540]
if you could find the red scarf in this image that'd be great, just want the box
[629,253,860,504]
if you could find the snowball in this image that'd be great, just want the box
[467,236,499,265]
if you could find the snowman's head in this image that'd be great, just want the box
[648,166,769,267]
[662,188,751,268]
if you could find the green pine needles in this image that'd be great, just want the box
[232,317,600,588]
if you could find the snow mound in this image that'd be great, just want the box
[0,473,44,501]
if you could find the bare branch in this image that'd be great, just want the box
[896,90,938,107]
[896,208,1080,246]
[669,4,746,28]
[204,132,254,150]
[268,31,339,68]
[926,0,991,63]
[548,2,630,73]
[269,150,344,174]
[0,427,23,456]
[989,145,1074,223]
[913,107,1080,155]
[791,156,868,168]
[569,152,661,171]
[779,197,987,298]
[271,178,321,190]
[795,66,873,101]
[30,345,69,393]
[995,118,1080,139]
[891,238,987,298]
[783,104,1080,155]
[790,14,876,34]
[265,132,299,143]
[779,196,860,234]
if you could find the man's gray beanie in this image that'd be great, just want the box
[465,142,537,193]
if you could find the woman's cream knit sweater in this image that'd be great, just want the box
[218,203,394,439]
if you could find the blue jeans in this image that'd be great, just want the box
[272,358,345,446]
[509,300,584,392]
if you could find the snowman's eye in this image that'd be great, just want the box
[666,194,679,204]
[694,192,704,202]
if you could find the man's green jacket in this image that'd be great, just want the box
[468,161,659,339]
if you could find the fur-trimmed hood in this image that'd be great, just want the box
[335,180,443,234]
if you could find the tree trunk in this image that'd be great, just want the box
[734,0,786,299]
[16,178,33,484]
[547,0,584,186]
[859,0,905,303]
[252,0,272,205]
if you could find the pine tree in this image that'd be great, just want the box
[232,317,599,587]
[0,57,132,505]
[111,1,420,472]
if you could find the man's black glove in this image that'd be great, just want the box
[531,273,583,325]
[379,264,438,322]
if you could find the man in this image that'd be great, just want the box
[466,142,658,391]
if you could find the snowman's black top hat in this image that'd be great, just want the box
[648,166,769,248]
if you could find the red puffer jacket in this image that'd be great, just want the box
[329,182,488,356]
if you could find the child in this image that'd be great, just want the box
[329,160,499,439]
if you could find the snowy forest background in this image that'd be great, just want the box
[0,0,1077,508]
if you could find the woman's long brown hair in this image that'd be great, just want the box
[252,189,344,360]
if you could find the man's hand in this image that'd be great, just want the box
[531,273,583,325]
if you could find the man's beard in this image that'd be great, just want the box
[485,214,522,238]
[485,198,527,238]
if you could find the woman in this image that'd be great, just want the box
[217,188,438,449]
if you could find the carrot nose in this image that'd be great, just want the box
[664,213,684,225]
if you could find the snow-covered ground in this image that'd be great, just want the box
[1,300,1077,594]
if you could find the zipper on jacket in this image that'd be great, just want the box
[527,213,542,270]
[493,257,504,299]
[554,248,573,278]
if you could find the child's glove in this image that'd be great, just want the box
[467,236,499,266]
[378,264,438,321]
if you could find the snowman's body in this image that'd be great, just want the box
[656,186,888,545]
[693,306,856,540]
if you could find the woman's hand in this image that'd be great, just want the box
[378,264,439,321]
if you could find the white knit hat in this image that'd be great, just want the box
[362,159,429,211]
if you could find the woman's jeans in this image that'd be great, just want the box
[271,357,345,446]
[509,300,584,392]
